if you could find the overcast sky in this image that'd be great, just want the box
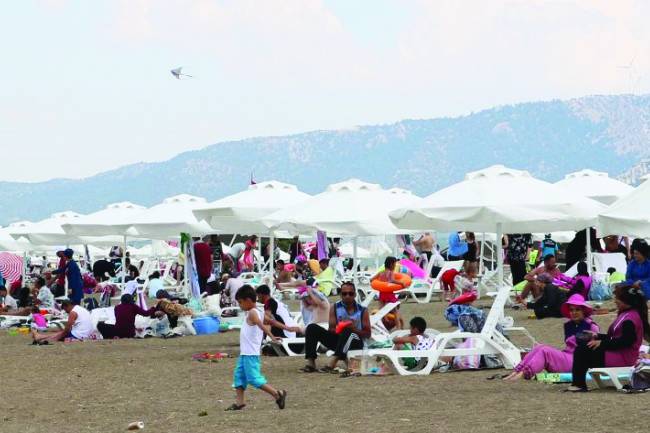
[2,0,649,182]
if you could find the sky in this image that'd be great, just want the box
[2,0,650,182]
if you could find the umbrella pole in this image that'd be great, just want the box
[586,226,592,272]
[122,235,127,286]
[496,223,503,289]
[353,237,359,287]
[478,232,486,299]
[269,235,275,279]
[22,251,27,286]
[258,235,262,273]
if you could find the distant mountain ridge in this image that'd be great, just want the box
[2,94,650,225]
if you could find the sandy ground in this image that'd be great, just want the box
[2,298,648,433]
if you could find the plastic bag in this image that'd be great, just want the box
[453,339,480,369]
[589,276,612,301]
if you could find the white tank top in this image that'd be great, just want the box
[240,308,264,355]
[71,305,94,340]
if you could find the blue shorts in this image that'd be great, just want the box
[232,355,267,390]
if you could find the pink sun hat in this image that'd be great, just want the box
[560,294,593,319]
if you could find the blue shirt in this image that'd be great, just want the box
[625,259,650,298]
[448,232,468,257]
[54,260,84,303]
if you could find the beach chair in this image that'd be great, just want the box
[348,281,522,375]
[588,367,633,390]
[592,253,627,275]
[393,260,464,304]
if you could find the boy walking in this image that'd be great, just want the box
[226,285,287,411]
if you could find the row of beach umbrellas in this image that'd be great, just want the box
[1,167,648,253]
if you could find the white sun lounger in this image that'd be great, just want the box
[392,260,465,304]
[588,366,633,390]
[348,281,522,375]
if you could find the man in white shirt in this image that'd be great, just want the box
[32,299,94,343]
[222,274,244,306]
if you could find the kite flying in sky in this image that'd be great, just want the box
[170,67,193,79]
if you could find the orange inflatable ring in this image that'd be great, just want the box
[371,273,412,293]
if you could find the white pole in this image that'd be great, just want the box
[586,226,592,272]
[477,232,486,299]
[269,235,275,278]
[257,235,262,273]
[353,237,359,287]
[496,223,503,289]
[122,235,127,286]
[22,251,27,286]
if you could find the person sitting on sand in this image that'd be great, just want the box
[301,282,370,373]
[503,294,599,381]
[527,273,567,319]
[33,276,54,310]
[0,285,18,312]
[517,254,562,304]
[555,261,592,299]
[0,285,31,315]
[153,290,194,329]
[32,299,94,343]
[97,293,159,339]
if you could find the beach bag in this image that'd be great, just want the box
[631,361,650,390]
[152,316,171,337]
[589,275,612,301]
[444,304,465,325]
[457,309,486,333]
[83,297,99,311]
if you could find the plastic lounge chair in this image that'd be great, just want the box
[588,367,633,390]
[348,281,523,375]
[592,253,627,275]
[393,260,464,304]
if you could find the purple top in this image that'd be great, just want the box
[114,303,155,338]
[603,309,643,367]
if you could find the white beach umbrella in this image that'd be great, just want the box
[390,165,605,234]
[263,179,421,236]
[390,165,606,288]
[0,224,35,251]
[117,194,213,239]
[193,181,311,235]
[62,202,145,237]
[555,169,634,205]
[598,179,650,238]
[9,211,86,245]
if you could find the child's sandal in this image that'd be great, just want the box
[275,390,287,410]
[225,403,246,411]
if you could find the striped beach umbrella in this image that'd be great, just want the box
[0,252,23,284]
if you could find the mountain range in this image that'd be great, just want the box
[2,93,650,226]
